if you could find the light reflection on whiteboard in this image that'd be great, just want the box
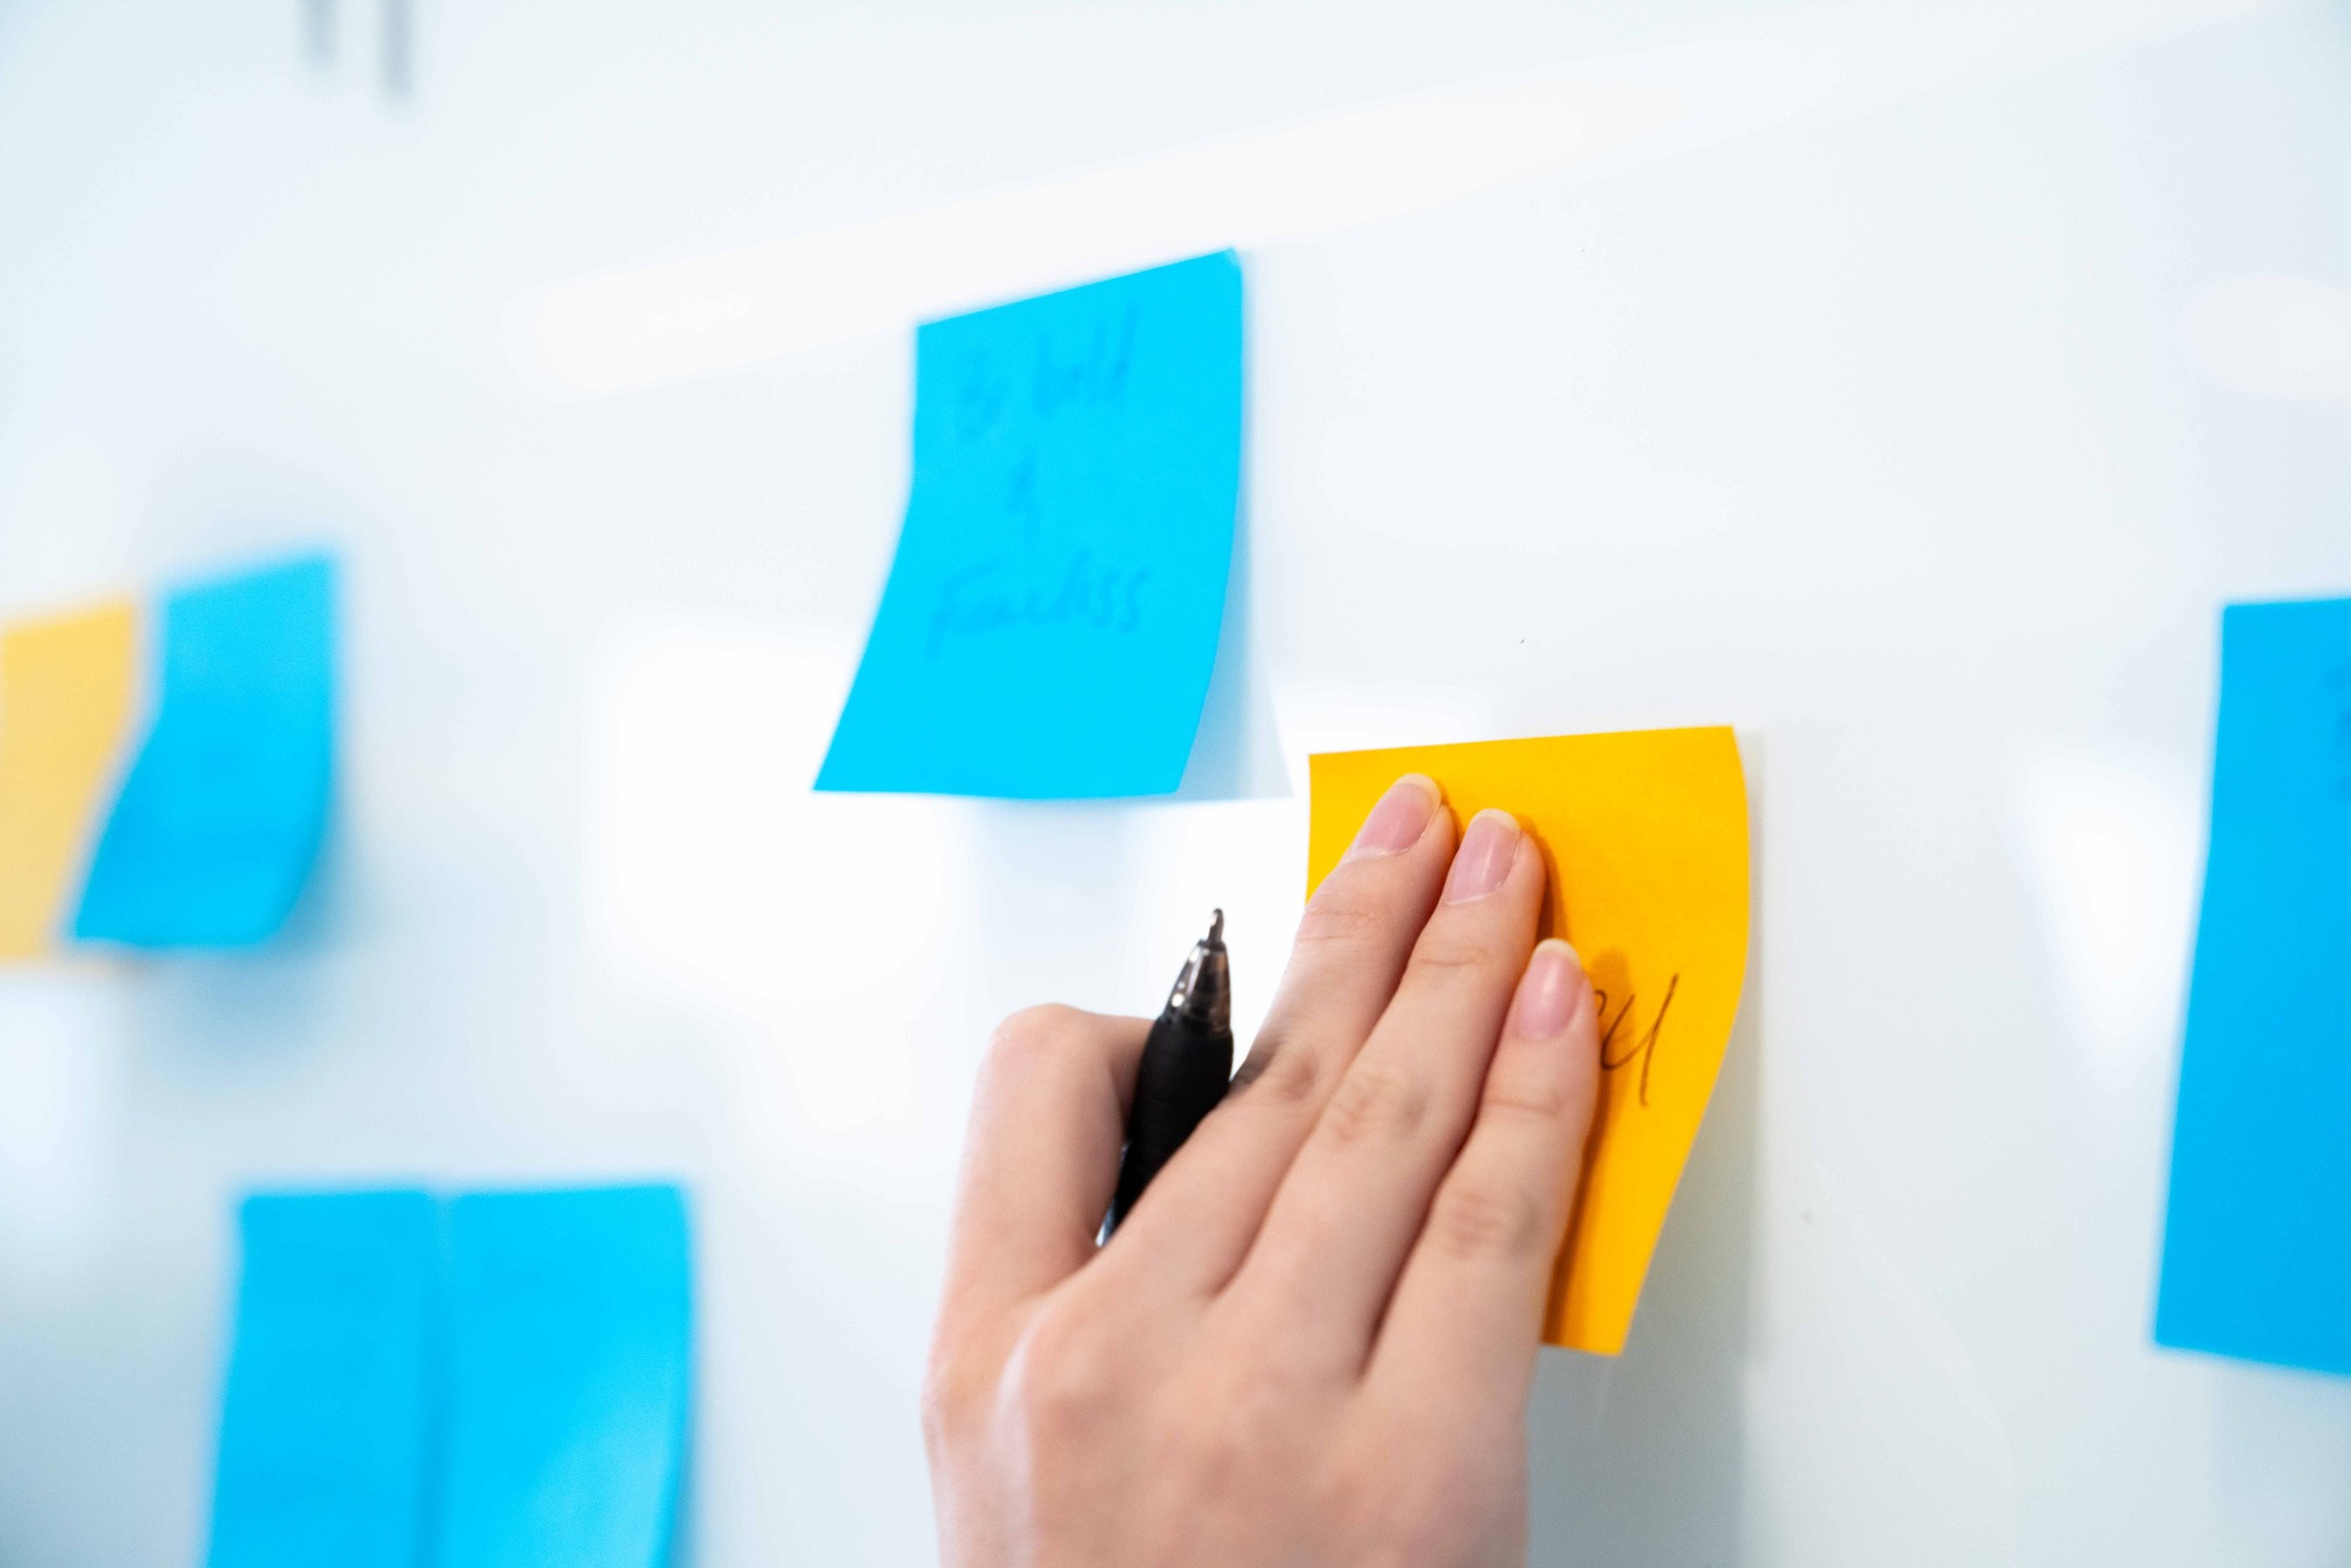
[584,614,971,1134]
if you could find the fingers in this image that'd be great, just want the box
[1100,775,1453,1292]
[938,1005,1150,1330]
[1369,940,1599,1412]
[1229,810,1546,1368]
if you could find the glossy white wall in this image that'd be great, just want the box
[1,0,2348,1562]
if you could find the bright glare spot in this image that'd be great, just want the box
[0,977,120,1281]
[517,39,1831,396]
[2184,274,2351,408]
[2011,748,2200,1064]
[585,616,967,1132]
[1120,800,1307,1049]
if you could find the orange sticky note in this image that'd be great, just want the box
[1307,727,1750,1355]
[0,600,141,958]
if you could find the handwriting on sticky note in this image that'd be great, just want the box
[1308,727,1751,1355]
[2157,598,2351,1377]
[817,253,1242,799]
[924,309,1159,656]
[926,552,1152,657]
[1598,973,1678,1107]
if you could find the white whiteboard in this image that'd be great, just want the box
[3,0,2351,1562]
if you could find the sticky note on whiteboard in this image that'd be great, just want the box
[816,252,1243,798]
[2156,597,2351,1377]
[437,1186,692,1568]
[207,1191,440,1568]
[72,554,335,948]
[0,600,140,958]
[1308,727,1751,1355]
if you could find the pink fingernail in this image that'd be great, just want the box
[1347,774,1440,858]
[1442,809,1521,902]
[1511,940,1586,1038]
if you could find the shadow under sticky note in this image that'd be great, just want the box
[72,554,335,948]
[817,252,1243,798]
[438,1186,692,1568]
[207,1191,440,1568]
[1307,728,1751,1355]
[0,600,139,957]
[2157,597,2351,1378]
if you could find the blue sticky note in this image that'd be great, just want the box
[207,1191,440,1568]
[73,552,335,946]
[817,252,1243,797]
[2156,596,2351,1376]
[438,1186,692,1568]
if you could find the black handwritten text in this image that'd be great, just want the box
[1595,972,1679,1109]
[925,550,1149,658]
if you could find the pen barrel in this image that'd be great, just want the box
[1107,1011,1234,1233]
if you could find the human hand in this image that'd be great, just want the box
[924,775,1602,1567]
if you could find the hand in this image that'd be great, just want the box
[924,775,1603,1567]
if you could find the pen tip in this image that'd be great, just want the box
[1208,908,1224,945]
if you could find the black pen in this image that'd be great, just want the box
[1105,910,1233,1237]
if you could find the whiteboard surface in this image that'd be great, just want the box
[2,0,2350,1562]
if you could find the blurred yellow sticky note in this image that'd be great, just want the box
[0,600,140,958]
[1306,727,1750,1355]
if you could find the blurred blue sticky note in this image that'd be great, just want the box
[73,552,335,946]
[2156,596,2351,1376]
[816,252,1243,797]
[438,1186,692,1568]
[207,1191,440,1568]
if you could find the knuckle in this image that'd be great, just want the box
[924,1310,1023,1460]
[920,1341,986,1454]
[1291,886,1387,950]
[1319,1065,1430,1146]
[1428,1178,1548,1262]
[986,1004,1087,1071]
[1164,1353,1304,1495]
[1230,1033,1322,1105]
[1480,1063,1577,1122]
[1169,1389,1254,1492]
[1408,932,1501,977]
[1004,1299,1121,1445]
[1318,1453,1386,1522]
[1325,1423,1497,1555]
[1322,1453,1441,1553]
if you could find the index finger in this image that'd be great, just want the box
[938,1004,1149,1333]
[1100,774,1454,1292]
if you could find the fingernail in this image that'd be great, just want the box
[1347,774,1440,859]
[1512,939,1587,1038]
[1442,808,1521,902]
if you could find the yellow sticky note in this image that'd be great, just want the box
[0,600,141,958]
[1306,727,1750,1355]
